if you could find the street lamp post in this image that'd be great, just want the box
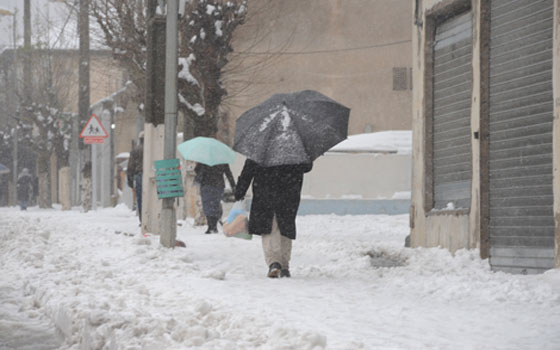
[0,8,18,205]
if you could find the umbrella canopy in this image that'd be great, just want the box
[233,90,350,166]
[177,137,235,166]
[0,163,10,175]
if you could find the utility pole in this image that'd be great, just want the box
[20,0,31,201]
[0,8,18,203]
[75,0,90,206]
[23,1,31,106]
[160,0,179,248]
[12,9,17,205]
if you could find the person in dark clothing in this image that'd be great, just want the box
[234,159,313,278]
[127,132,144,224]
[195,163,236,234]
[16,168,33,210]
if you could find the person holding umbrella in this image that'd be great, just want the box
[194,163,236,233]
[234,160,312,278]
[177,137,237,234]
[232,90,350,278]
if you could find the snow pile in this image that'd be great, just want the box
[329,130,412,154]
[1,206,559,349]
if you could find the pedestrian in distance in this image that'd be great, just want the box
[194,162,236,234]
[16,168,33,210]
[234,158,313,278]
[127,131,144,225]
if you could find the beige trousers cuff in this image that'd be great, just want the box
[261,216,292,269]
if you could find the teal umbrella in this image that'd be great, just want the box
[177,137,235,166]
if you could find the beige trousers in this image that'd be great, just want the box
[261,216,292,269]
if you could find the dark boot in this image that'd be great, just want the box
[268,262,282,278]
[210,216,219,233]
[205,216,219,234]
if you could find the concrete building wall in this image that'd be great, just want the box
[0,50,125,127]
[90,83,140,158]
[411,0,483,253]
[411,0,560,268]
[225,0,413,141]
[57,52,126,115]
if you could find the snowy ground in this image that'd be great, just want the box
[1,205,559,350]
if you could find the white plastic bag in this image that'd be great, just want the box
[223,200,251,240]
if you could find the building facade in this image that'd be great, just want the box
[0,48,137,206]
[410,0,559,273]
[224,0,413,140]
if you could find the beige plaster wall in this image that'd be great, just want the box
[410,0,479,252]
[36,51,133,156]
[59,52,126,114]
[225,0,413,142]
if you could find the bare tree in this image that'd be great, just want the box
[177,0,246,137]
[91,0,249,139]
[1,6,79,208]
[22,48,75,208]
[0,51,74,208]
[91,0,147,103]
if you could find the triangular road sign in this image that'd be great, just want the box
[80,114,109,138]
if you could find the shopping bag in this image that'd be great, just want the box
[223,201,251,240]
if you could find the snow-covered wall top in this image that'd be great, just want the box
[329,131,412,155]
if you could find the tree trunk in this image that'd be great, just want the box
[59,167,71,210]
[37,152,52,208]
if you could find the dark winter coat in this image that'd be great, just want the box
[195,163,236,218]
[234,159,312,239]
[194,163,235,189]
[17,174,33,201]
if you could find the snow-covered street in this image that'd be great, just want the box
[1,205,559,350]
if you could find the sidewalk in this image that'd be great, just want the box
[1,205,559,349]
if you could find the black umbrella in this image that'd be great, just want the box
[233,90,350,166]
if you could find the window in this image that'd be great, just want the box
[392,67,408,91]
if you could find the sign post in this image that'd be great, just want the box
[80,114,109,210]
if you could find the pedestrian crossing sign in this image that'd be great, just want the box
[80,114,108,144]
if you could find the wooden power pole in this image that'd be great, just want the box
[74,0,90,206]
[160,0,179,248]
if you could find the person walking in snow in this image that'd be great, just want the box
[194,163,236,234]
[16,168,33,210]
[127,132,144,224]
[234,159,313,278]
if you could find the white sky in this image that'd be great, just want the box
[0,0,105,51]
[0,0,67,48]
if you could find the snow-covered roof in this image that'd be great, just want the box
[328,130,412,155]
[116,152,130,159]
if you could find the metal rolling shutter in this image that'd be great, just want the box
[488,0,554,273]
[433,11,473,209]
